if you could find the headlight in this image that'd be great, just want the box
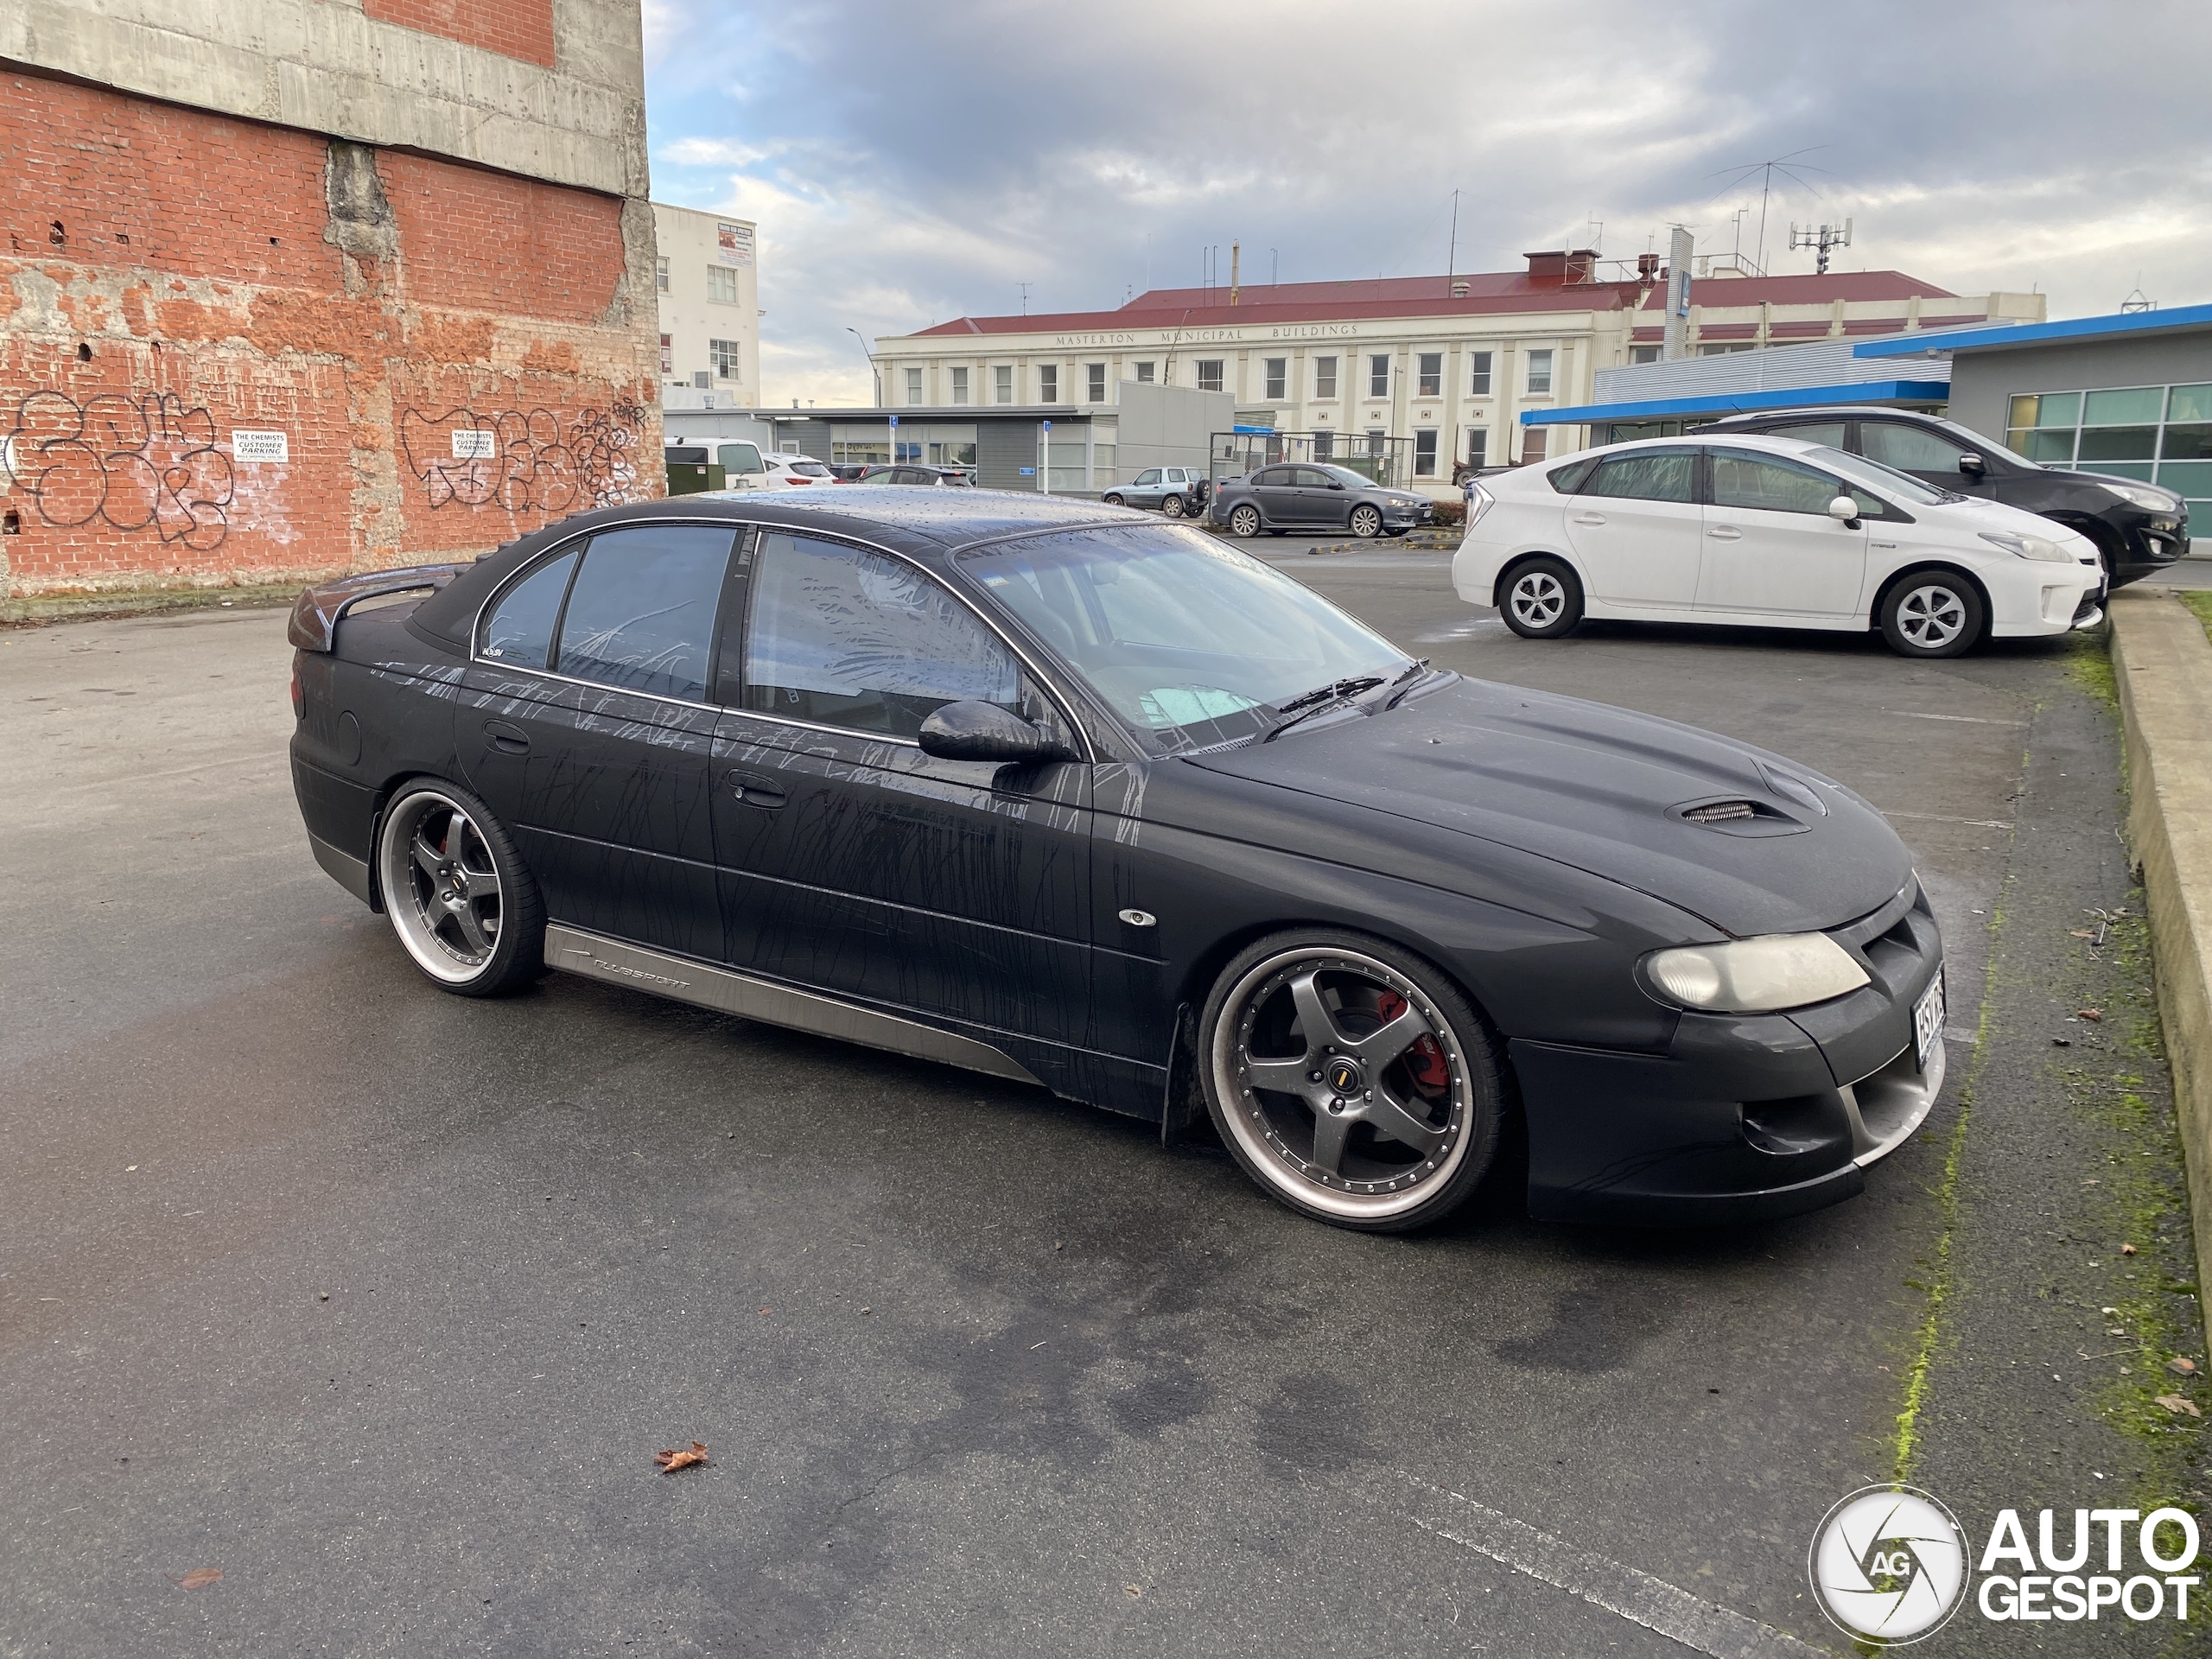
[1465,482,1497,526]
[1643,933,1870,1014]
[2103,481,2178,511]
[1979,529,2074,563]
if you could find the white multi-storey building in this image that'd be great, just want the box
[873,252,2042,493]
[653,203,760,413]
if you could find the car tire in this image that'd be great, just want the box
[1350,504,1383,538]
[1499,556,1584,639]
[1878,571,1984,658]
[1163,494,1187,518]
[374,779,545,996]
[1200,929,1504,1233]
[1102,493,1125,507]
[1229,504,1262,537]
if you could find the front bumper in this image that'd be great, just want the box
[1516,881,1946,1224]
[2110,512,2190,588]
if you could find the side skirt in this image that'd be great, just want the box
[543,923,1046,1088]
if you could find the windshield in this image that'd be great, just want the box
[960,524,1412,752]
[1807,447,1956,506]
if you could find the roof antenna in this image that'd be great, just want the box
[1016,282,1032,315]
[1446,188,1459,279]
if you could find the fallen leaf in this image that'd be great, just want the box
[175,1567,223,1591]
[2053,1038,2072,1047]
[2122,1243,2139,1256]
[2070,929,2097,940]
[655,1442,709,1474]
[2157,1395,2202,1417]
[1123,1583,1144,1599]
[2169,1357,2200,1377]
[2078,1008,2104,1022]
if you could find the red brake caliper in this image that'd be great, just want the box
[1375,992,1450,1094]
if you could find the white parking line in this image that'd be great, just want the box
[1394,1473,1824,1657]
[1878,809,2016,830]
[1886,711,2027,727]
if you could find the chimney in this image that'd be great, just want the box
[1229,240,1241,306]
[1523,250,1568,285]
[1636,251,1660,284]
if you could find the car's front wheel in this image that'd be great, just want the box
[1878,572,1984,658]
[1102,492,1125,507]
[1229,504,1262,537]
[375,779,544,995]
[1163,494,1188,518]
[1200,931,1503,1231]
[1499,556,1583,639]
[1350,504,1383,538]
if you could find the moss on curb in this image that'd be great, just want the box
[0,582,302,628]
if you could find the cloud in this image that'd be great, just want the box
[645,0,2212,405]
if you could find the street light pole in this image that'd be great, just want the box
[844,327,880,406]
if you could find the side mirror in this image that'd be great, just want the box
[918,701,1073,764]
[1327,480,1345,490]
[1827,495,1862,527]
[1958,453,1986,477]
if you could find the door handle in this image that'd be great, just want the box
[726,767,788,808]
[1572,512,1607,525]
[484,718,530,754]
[1706,526,1743,540]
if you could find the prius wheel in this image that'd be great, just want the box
[375,780,544,996]
[1879,572,1983,658]
[1164,494,1188,518]
[1500,556,1583,639]
[1229,504,1262,537]
[1350,504,1383,538]
[1201,931,1503,1231]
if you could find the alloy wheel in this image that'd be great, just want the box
[1509,570,1565,628]
[1351,505,1382,538]
[1210,948,1476,1223]
[378,789,504,984]
[1164,494,1187,518]
[1895,583,1967,650]
[1230,505,1261,537]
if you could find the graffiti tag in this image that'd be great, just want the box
[398,399,644,514]
[1,391,235,551]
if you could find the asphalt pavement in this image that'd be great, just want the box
[3,563,2206,1656]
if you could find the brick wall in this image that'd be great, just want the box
[0,70,658,596]
[361,0,557,69]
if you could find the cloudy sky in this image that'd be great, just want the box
[642,0,2212,407]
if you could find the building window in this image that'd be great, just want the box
[1197,359,1224,391]
[1697,341,1755,357]
[1263,358,1287,400]
[655,257,670,293]
[1365,428,1387,459]
[1414,429,1439,477]
[1039,365,1058,404]
[1314,356,1338,399]
[1629,344,1662,365]
[950,366,969,405]
[1520,425,1548,464]
[1469,352,1492,397]
[1526,349,1554,396]
[1134,361,1156,384]
[994,365,1014,404]
[692,371,710,390]
[1417,353,1442,398]
[1465,429,1488,469]
[706,264,739,304]
[2006,384,2212,519]
[709,339,741,381]
[905,366,923,405]
[659,333,672,375]
[1313,429,1334,459]
[1369,354,1390,398]
[1087,362,1106,402]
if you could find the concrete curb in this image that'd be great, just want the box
[2110,586,2212,1321]
[0,583,302,627]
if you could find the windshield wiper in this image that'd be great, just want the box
[1257,675,1386,743]
[1381,657,1431,710]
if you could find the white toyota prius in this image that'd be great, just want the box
[1454,433,2106,658]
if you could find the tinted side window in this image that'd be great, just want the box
[1861,423,1974,473]
[1293,467,1336,487]
[480,548,579,670]
[1710,451,1843,515]
[1255,467,1294,486]
[553,524,735,701]
[743,535,1019,739]
[1768,421,1848,448]
[1584,450,1695,503]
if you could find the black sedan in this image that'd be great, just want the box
[1211,462,1433,539]
[288,489,1944,1230]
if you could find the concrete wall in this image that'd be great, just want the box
[1948,334,2212,442]
[1115,382,1234,477]
[0,0,660,595]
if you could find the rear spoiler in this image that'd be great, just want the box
[287,563,469,652]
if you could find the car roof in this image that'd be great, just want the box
[1709,406,1946,424]
[1540,431,1837,467]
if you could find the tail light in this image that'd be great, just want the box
[289,663,303,719]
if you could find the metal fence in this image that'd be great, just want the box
[1209,430,1414,490]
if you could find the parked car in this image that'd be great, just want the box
[1708,407,2187,588]
[851,464,973,486]
[828,462,872,481]
[1211,463,1433,539]
[287,493,1942,1232]
[1456,434,2104,658]
[1102,466,1208,517]
[764,454,838,486]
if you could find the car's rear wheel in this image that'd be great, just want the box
[1878,572,1984,658]
[1163,494,1187,518]
[1201,931,1503,1232]
[1102,492,1125,507]
[1499,556,1583,639]
[1350,504,1383,538]
[375,780,544,995]
[1229,504,1262,537]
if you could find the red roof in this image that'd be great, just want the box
[909,267,1962,339]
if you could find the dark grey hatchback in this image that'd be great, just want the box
[1210,462,1433,538]
[287,488,1942,1232]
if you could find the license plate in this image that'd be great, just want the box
[1913,974,1946,1073]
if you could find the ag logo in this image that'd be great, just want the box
[1809,1484,1969,1644]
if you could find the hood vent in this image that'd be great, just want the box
[1669,796,1811,837]
[1683,800,1758,823]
